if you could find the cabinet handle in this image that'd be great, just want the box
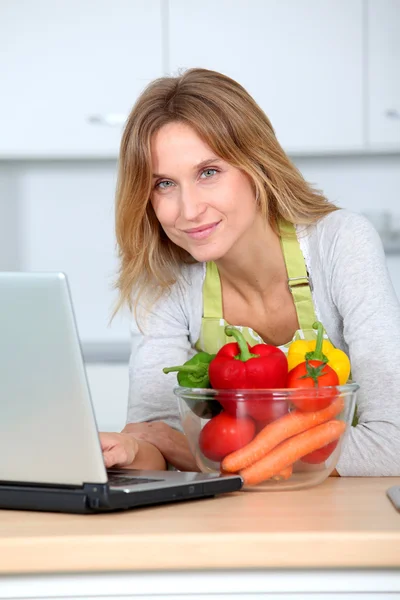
[87,113,127,127]
[385,109,400,120]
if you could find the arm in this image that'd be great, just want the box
[124,266,203,470]
[133,439,167,470]
[100,432,166,470]
[122,422,199,471]
[325,212,400,476]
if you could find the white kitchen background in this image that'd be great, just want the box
[1,0,399,432]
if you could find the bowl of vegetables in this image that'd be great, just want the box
[165,323,359,490]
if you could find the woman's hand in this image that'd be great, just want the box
[122,422,199,472]
[99,432,139,468]
[99,432,167,470]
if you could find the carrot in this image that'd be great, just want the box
[240,419,346,486]
[271,465,293,481]
[221,395,344,473]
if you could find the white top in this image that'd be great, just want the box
[127,209,400,476]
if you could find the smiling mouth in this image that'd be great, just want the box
[185,222,220,234]
[184,221,221,240]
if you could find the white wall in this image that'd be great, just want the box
[295,154,400,214]
[294,154,400,296]
[0,160,129,344]
[0,166,20,270]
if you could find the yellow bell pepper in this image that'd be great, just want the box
[288,322,351,385]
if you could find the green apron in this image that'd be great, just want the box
[195,220,322,354]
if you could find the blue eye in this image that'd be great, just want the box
[201,168,217,178]
[156,180,174,190]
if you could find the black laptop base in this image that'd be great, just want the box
[0,476,243,514]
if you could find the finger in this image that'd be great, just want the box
[103,448,127,469]
[99,432,117,451]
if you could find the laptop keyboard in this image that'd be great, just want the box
[107,474,163,487]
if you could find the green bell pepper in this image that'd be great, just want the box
[163,352,222,419]
[163,351,215,388]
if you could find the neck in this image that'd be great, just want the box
[215,216,289,300]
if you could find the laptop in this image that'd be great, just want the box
[0,272,243,513]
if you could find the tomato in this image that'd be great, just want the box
[199,412,256,462]
[254,403,289,433]
[217,393,288,422]
[243,399,289,422]
[215,396,241,417]
[301,439,339,464]
[287,360,339,411]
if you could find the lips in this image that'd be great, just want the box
[184,221,221,240]
[184,222,220,234]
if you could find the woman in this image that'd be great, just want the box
[100,68,400,476]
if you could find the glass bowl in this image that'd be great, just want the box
[174,384,359,491]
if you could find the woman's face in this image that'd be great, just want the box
[150,122,259,263]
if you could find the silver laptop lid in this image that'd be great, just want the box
[0,272,108,486]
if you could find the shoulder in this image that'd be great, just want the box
[302,209,384,263]
[166,262,206,308]
[132,262,205,335]
[178,261,207,291]
[313,209,382,250]
[296,209,387,323]
[139,262,205,308]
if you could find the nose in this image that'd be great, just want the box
[179,186,207,222]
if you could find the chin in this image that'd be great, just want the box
[187,244,227,263]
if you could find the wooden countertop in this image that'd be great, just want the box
[0,478,399,574]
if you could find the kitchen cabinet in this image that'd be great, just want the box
[2,0,398,159]
[0,0,163,158]
[168,0,364,154]
[367,0,400,149]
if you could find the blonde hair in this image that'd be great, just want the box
[114,68,337,315]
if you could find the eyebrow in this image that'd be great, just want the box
[152,157,223,179]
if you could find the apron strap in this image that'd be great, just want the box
[203,221,317,330]
[203,261,223,318]
[278,219,317,331]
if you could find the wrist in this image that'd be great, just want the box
[125,434,167,471]
[123,421,173,455]
[122,422,198,472]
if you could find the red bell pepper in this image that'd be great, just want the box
[209,326,288,390]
